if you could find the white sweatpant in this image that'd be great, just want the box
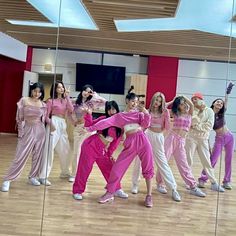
[39,116,71,179]
[185,135,217,183]
[71,123,94,177]
[132,129,177,190]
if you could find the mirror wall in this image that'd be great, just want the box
[40,1,236,236]
[0,0,60,235]
[0,1,235,236]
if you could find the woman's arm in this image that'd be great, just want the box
[65,96,74,113]
[84,112,105,127]
[225,81,234,109]
[183,95,194,116]
[90,92,107,109]
[106,128,122,158]
[16,98,25,138]
[163,109,171,131]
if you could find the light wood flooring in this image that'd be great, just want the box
[0,134,236,236]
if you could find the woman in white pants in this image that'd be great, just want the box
[131,92,181,202]
[39,81,73,185]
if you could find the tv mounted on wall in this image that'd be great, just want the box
[76,63,126,94]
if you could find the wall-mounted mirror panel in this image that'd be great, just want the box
[1,1,236,236]
[0,0,60,235]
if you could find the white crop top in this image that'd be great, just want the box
[124,123,141,132]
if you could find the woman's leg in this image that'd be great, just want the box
[199,135,223,183]
[223,132,234,183]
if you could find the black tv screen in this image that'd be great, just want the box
[76,63,126,94]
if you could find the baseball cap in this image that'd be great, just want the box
[192,92,203,100]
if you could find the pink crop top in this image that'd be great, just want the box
[16,97,47,137]
[173,114,191,132]
[150,109,170,130]
[46,96,73,123]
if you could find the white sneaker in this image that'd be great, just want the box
[29,178,41,186]
[172,190,181,202]
[68,176,75,183]
[190,187,206,197]
[211,183,225,192]
[73,193,83,200]
[157,185,167,194]
[222,182,232,190]
[131,185,139,194]
[114,189,129,199]
[39,178,51,186]
[1,181,10,192]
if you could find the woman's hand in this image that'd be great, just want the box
[64,86,70,97]
[50,123,56,132]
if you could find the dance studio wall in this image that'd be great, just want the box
[177,59,236,148]
[31,48,148,111]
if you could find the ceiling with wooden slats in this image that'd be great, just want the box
[1,0,236,61]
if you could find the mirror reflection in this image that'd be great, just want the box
[0,1,235,236]
[0,0,60,235]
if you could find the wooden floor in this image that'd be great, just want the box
[0,134,236,236]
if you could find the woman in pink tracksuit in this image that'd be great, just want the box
[86,92,154,207]
[72,101,128,200]
[1,82,47,192]
[158,95,206,198]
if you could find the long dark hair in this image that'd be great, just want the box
[172,96,184,116]
[211,98,225,116]
[50,81,65,99]
[102,101,122,138]
[29,82,45,101]
[76,84,93,105]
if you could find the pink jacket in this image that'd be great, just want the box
[86,111,151,132]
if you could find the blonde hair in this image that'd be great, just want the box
[149,92,166,113]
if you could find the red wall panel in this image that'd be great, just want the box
[0,55,26,133]
[146,56,179,107]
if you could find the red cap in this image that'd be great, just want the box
[192,92,203,100]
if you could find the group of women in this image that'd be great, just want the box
[1,80,234,208]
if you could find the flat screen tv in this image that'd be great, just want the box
[76,63,126,94]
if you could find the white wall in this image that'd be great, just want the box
[177,59,236,147]
[31,48,148,111]
[31,49,236,147]
[0,32,27,62]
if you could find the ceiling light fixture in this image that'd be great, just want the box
[6,0,98,30]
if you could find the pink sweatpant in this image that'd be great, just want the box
[106,130,154,193]
[73,134,121,194]
[157,132,197,188]
[4,122,46,181]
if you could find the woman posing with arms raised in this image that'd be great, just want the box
[72,100,128,200]
[131,92,181,202]
[86,90,154,207]
[69,84,106,182]
[2,82,46,192]
[158,95,206,198]
[199,82,235,190]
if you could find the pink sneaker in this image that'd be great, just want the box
[144,195,153,208]
[98,192,114,204]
